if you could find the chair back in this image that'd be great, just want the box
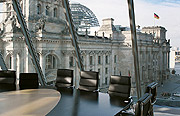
[145,82,158,104]
[79,71,99,91]
[55,69,73,88]
[19,73,39,89]
[0,70,16,91]
[135,93,152,116]
[108,75,131,100]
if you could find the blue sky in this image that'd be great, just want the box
[146,0,180,4]
[0,0,180,48]
[71,0,180,48]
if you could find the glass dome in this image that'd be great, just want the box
[70,3,99,31]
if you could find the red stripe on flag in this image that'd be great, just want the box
[154,13,159,19]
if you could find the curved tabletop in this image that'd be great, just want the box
[47,88,129,116]
[0,89,61,116]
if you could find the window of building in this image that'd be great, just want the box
[105,55,108,64]
[6,55,12,69]
[9,56,12,69]
[69,56,74,67]
[37,4,41,14]
[105,67,108,74]
[114,55,117,63]
[53,8,57,17]
[98,68,101,74]
[46,6,49,16]
[81,56,84,65]
[90,56,93,65]
[114,67,116,74]
[46,54,56,69]
[98,56,101,64]
[105,77,108,85]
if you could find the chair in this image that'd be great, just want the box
[145,82,158,116]
[108,76,131,100]
[79,71,99,92]
[55,69,74,88]
[145,82,158,104]
[0,70,16,91]
[116,93,152,116]
[19,73,39,89]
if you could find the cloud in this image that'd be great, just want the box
[72,0,180,47]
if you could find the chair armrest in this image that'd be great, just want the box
[121,98,133,111]
[114,97,134,116]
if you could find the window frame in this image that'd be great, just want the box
[37,4,41,15]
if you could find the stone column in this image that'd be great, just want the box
[164,51,167,80]
[12,52,17,71]
[65,55,69,69]
[167,51,170,79]
[155,53,158,82]
[159,48,163,84]
[145,50,149,86]
[102,54,105,84]
[40,53,46,76]
[86,52,90,71]
[25,48,29,73]
[108,53,112,84]
[95,53,98,71]
[16,53,20,84]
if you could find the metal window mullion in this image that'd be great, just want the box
[12,0,46,86]
[127,0,142,99]
[62,0,83,71]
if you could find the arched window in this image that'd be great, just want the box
[37,4,41,14]
[53,8,57,17]
[6,55,12,69]
[19,0,23,11]
[46,54,56,69]
[46,6,49,16]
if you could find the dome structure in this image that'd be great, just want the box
[70,3,99,34]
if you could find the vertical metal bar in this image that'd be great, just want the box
[12,0,46,86]
[127,0,142,99]
[62,0,83,71]
[0,52,8,70]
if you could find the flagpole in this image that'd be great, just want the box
[154,16,155,27]
[153,13,155,37]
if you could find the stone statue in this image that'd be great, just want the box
[0,23,5,36]
[61,23,69,35]
[35,17,46,32]
[10,15,17,30]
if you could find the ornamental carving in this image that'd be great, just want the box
[40,50,51,56]
[61,50,75,56]
[0,23,5,36]
[0,50,4,55]
[35,17,46,32]
[61,23,69,35]
[80,51,86,55]
[7,50,13,55]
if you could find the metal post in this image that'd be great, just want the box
[62,0,84,71]
[127,0,142,99]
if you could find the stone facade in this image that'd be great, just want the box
[0,0,170,96]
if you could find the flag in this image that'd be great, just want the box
[154,13,159,19]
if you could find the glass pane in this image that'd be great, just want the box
[53,56,56,68]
